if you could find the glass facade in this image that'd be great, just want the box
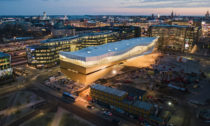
[149,25,200,52]
[60,37,157,68]
[26,26,141,68]
[26,46,58,68]
[0,52,13,82]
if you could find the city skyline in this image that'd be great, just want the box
[1,1,210,126]
[0,0,210,16]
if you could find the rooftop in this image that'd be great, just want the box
[41,35,79,44]
[26,45,55,50]
[0,52,10,58]
[149,115,164,123]
[133,101,153,111]
[151,24,191,28]
[60,37,157,61]
[118,85,146,97]
[91,84,127,97]
[91,84,153,111]
[41,31,114,44]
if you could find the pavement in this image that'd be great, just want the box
[2,54,209,126]
[29,86,117,126]
[33,82,137,126]
[0,92,17,126]
[0,99,44,116]
[7,103,56,126]
[51,107,67,126]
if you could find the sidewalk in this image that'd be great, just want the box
[34,83,137,126]
[0,100,44,116]
[51,107,68,126]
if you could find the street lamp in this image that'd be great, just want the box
[112,70,117,75]
[168,101,172,106]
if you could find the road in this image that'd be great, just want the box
[0,92,18,126]
[29,87,116,126]
[2,63,209,126]
[7,103,56,126]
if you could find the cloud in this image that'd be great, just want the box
[0,0,22,2]
[0,0,51,1]
[121,0,210,8]
[0,0,209,15]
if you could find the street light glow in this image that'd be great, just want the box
[168,101,172,106]
[112,70,117,74]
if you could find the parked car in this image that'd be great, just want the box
[103,111,112,116]
[87,105,94,110]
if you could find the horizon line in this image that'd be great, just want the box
[0,14,206,17]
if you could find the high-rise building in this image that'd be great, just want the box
[171,11,174,18]
[149,25,201,52]
[205,11,210,20]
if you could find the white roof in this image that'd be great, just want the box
[60,37,157,62]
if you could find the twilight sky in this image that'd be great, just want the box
[0,0,209,15]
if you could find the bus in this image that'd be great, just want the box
[62,92,76,103]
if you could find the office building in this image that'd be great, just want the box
[26,45,58,68]
[205,11,210,20]
[26,26,141,69]
[90,84,154,116]
[0,52,13,84]
[51,28,76,37]
[149,25,200,52]
[202,21,210,37]
[26,32,119,68]
[170,21,192,26]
